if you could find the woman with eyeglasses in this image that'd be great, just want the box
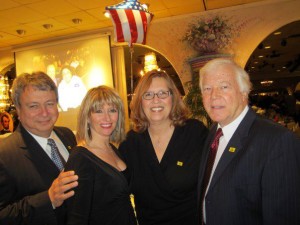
[119,70,208,225]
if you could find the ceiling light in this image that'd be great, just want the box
[274,31,281,35]
[141,3,149,10]
[144,52,159,72]
[260,80,273,86]
[43,24,53,29]
[258,55,264,58]
[264,46,271,49]
[104,11,110,18]
[16,29,26,35]
[72,18,82,24]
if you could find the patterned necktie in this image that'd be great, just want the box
[201,128,223,224]
[47,138,66,171]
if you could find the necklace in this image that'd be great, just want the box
[84,144,114,153]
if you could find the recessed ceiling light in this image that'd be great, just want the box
[16,29,26,35]
[258,55,264,58]
[43,24,53,29]
[264,46,271,49]
[274,31,281,35]
[72,18,82,24]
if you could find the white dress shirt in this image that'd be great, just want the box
[29,131,69,162]
[203,106,249,223]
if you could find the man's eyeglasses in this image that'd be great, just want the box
[142,91,171,100]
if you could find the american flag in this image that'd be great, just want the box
[106,0,153,46]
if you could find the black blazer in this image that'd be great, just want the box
[197,108,300,225]
[0,124,76,225]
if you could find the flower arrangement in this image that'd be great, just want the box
[182,15,239,54]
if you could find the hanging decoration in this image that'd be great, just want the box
[105,0,154,98]
[105,0,154,47]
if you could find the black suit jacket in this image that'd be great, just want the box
[0,124,76,225]
[197,108,300,225]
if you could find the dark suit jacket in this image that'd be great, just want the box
[197,108,300,225]
[0,124,77,225]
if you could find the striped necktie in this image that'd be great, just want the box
[47,138,66,171]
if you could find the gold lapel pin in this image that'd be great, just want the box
[67,146,72,150]
[177,161,183,166]
[229,147,236,153]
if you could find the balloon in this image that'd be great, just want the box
[105,0,154,46]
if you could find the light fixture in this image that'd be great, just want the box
[144,52,159,72]
[141,3,149,10]
[260,80,273,86]
[43,24,53,29]
[104,11,110,18]
[72,18,82,24]
[16,29,26,35]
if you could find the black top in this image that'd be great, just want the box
[64,145,137,225]
[119,119,208,225]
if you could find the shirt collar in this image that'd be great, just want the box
[26,130,56,150]
[218,105,249,142]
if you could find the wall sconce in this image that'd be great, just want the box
[144,52,159,73]
[16,29,26,35]
[72,18,82,24]
[43,24,53,29]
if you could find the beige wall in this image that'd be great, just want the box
[0,49,14,72]
[144,0,300,92]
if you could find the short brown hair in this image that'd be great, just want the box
[130,70,190,132]
[11,71,58,108]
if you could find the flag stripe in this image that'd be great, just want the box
[125,9,138,45]
[109,9,124,43]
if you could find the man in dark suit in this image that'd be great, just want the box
[0,72,79,224]
[197,58,300,225]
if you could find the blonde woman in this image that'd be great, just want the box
[64,86,136,225]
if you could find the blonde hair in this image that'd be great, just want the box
[130,70,190,132]
[76,85,125,145]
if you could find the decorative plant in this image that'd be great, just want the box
[182,15,239,54]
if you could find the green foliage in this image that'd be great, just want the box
[183,73,212,127]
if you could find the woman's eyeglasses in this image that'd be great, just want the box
[142,91,171,100]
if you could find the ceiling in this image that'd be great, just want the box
[0,0,299,94]
[0,0,266,49]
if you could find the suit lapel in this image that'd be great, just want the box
[208,109,257,190]
[53,127,74,153]
[19,125,60,186]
